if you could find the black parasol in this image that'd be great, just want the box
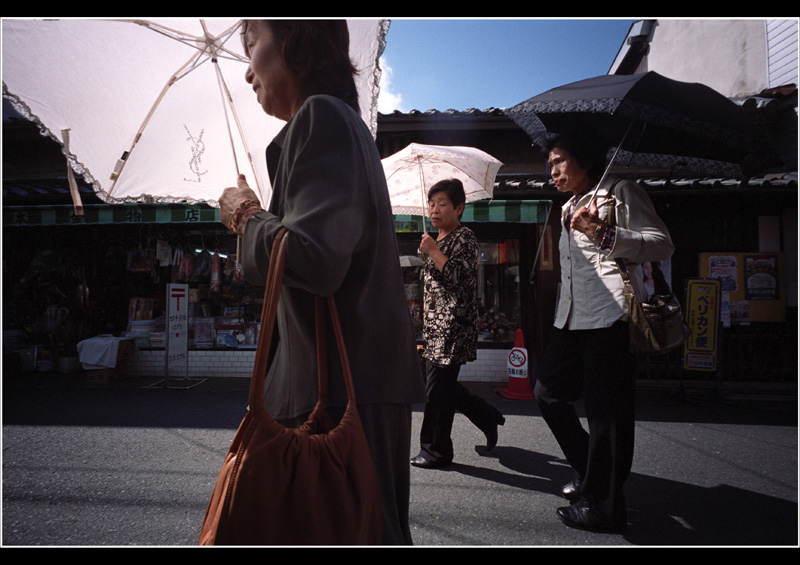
[505,71,781,179]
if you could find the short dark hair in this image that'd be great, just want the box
[242,20,360,115]
[544,128,609,181]
[428,178,466,217]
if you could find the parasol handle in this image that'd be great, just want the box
[417,154,428,235]
[590,121,634,203]
[61,129,84,216]
[209,36,246,279]
[416,154,429,261]
[529,201,552,285]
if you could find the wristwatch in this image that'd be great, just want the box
[593,223,606,241]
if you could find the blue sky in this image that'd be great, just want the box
[377,18,637,113]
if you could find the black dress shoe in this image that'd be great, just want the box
[561,477,581,502]
[410,454,450,469]
[556,498,626,533]
[483,415,505,452]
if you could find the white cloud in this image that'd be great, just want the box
[377,56,405,113]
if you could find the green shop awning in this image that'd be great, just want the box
[394,200,551,232]
[4,199,552,229]
[4,204,220,227]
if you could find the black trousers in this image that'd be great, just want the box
[534,321,635,521]
[418,360,502,463]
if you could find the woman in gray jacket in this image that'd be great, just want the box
[219,20,426,545]
[535,130,674,533]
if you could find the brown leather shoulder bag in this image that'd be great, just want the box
[198,228,382,545]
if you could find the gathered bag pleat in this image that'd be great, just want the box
[198,228,382,545]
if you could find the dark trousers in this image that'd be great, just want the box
[419,360,502,463]
[534,322,635,521]
[356,403,414,545]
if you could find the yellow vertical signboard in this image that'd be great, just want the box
[683,278,721,372]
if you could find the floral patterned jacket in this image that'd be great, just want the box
[422,224,479,366]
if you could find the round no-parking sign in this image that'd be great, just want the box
[507,347,528,378]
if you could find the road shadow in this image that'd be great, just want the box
[453,444,798,546]
[2,386,249,429]
[434,446,572,497]
[478,384,798,427]
[623,472,797,545]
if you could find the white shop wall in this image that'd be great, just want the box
[126,348,513,383]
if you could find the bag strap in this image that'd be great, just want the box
[318,293,357,405]
[249,228,287,411]
[604,180,633,285]
[249,227,356,416]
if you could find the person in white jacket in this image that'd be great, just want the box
[534,130,674,533]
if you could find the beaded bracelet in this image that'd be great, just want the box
[229,199,264,237]
[598,225,616,251]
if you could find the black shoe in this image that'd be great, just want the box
[561,477,581,503]
[483,414,505,452]
[556,498,626,533]
[410,454,451,469]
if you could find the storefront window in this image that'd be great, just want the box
[397,236,522,344]
[477,240,521,342]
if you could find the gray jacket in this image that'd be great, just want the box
[241,95,426,420]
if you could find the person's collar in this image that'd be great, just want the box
[569,186,592,206]
[266,117,294,181]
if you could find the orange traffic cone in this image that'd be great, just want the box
[497,328,536,400]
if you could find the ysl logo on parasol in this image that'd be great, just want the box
[184,125,208,183]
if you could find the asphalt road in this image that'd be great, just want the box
[2,374,797,548]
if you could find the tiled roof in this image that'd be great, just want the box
[3,171,796,211]
[2,177,104,207]
[377,84,797,120]
[494,172,798,194]
[379,107,508,118]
